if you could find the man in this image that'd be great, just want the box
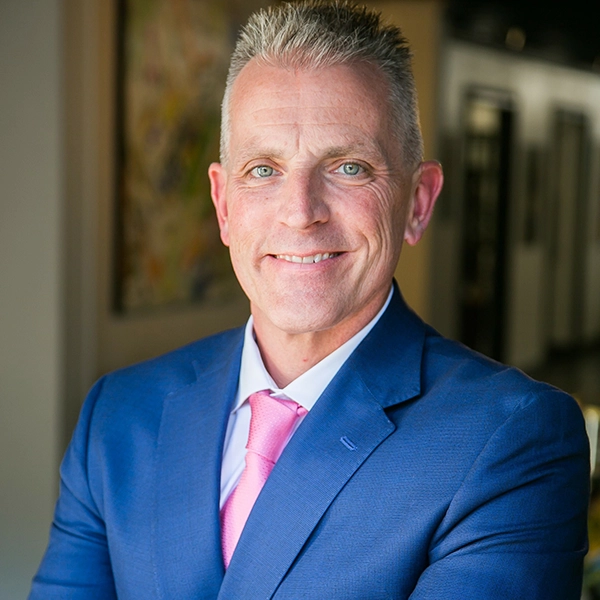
[30,1,589,598]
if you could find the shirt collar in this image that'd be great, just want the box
[234,285,394,413]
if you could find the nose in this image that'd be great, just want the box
[277,170,330,230]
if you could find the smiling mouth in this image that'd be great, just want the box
[274,252,340,264]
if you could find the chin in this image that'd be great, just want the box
[271,315,334,336]
[261,305,344,336]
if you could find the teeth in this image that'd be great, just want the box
[275,252,338,264]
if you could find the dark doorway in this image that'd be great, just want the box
[459,90,514,360]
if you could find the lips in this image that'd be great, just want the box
[274,252,340,264]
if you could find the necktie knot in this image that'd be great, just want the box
[246,391,307,463]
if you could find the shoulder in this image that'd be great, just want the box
[361,291,579,425]
[61,327,244,503]
[415,327,586,446]
[76,326,244,438]
[423,327,566,402]
[100,326,244,395]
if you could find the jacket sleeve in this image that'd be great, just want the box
[28,377,118,600]
[409,388,590,600]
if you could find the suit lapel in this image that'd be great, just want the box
[219,288,426,599]
[152,331,243,599]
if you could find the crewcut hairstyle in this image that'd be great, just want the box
[219,0,424,169]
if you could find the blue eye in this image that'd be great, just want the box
[251,165,274,178]
[339,163,362,175]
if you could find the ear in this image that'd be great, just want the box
[208,162,230,247]
[404,160,444,246]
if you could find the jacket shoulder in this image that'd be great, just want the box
[76,326,244,436]
[103,326,243,393]
[420,327,581,424]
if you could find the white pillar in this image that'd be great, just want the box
[0,1,63,597]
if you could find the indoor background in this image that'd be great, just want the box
[1,0,599,597]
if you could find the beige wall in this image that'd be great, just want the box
[370,1,444,320]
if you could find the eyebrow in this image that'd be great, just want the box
[235,146,283,166]
[234,141,389,168]
[321,144,386,161]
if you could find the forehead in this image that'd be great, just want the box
[227,59,397,161]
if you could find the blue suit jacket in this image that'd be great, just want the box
[30,290,589,599]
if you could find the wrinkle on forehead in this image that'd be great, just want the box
[231,59,388,119]
[227,60,401,170]
[230,106,392,167]
[242,84,382,119]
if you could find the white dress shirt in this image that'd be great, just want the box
[219,286,393,507]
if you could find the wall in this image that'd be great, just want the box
[0,1,63,597]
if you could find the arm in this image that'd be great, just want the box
[410,388,590,600]
[29,378,118,600]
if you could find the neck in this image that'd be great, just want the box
[251,292,390,388]
[254,329,351,388]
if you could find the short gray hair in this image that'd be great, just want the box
[219,0,424,169]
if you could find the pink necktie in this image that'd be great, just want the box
[220,390,307,568]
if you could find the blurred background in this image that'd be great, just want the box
[1,0,599,597]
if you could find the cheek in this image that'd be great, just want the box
[223,195,254,244]
[352,187,406,249]
[374,185,408,244]
[228,187,274,227]
[225,207,264,263]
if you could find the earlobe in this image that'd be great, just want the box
[404,160,444,246]
[208,162,230,247]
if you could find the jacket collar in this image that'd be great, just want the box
[348,280,425,409]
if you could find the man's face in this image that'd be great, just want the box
[210,60,426,340]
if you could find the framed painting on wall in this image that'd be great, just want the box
[115,0,268,312]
